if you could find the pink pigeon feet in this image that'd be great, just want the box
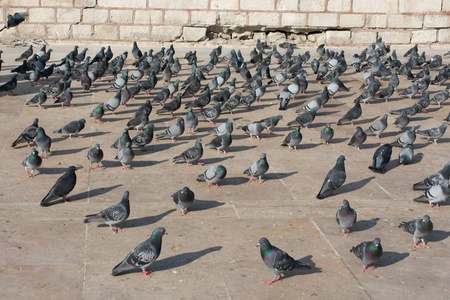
[429,204,442,209]
[265,275,283,285]
[142,270,153,277]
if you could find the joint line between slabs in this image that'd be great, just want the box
[231,202,240,219]
[82,224,88,298]
[270,165,297,201]
[211,248,232,300]
[375,182,393,198]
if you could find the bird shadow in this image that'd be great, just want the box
[116,209,176,229]
[101,117,129,123]
[265,171,298,181]
[219,176,249,186]
[409,116,432,122]
[190,199,226,212]
[329,137,348,144]
[51,147,89,156]
[381,131,401,138]
[130,159,169,168]
[317,110,339,116]
[325,102,345,108]
[356,116,379,125]
[351,218,380,232]
[152,246,223,272]
[229,145,257,152]
[339,177,376,195]
[149,141,188,152]
[70,184,123,202]
[427,230,450,243]
[376,251,409,268]
[38,167,78,175]
[412,152,424,164]
[200,155,235,165]
[298,143,320,150]
[283,255,322,280]
[361,142,381,150]
[384,159,402,173]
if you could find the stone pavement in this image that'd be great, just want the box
[0,44,449,300]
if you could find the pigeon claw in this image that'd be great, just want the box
[215,184,221,189]
[265,275,283,285]
[414,242,420,248]
[142,270,153,277]
[422,242,430,248]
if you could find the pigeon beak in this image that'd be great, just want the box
[256,243,260,247]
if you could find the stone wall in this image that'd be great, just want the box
[0,0,449,46]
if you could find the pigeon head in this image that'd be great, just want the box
[356,126,363,133]
[37,127,46,135]
[372,238,381,247]
[67,166,77,172]
[261,153,267,159]
[257,237,271,248]
[152,227,167,237]
[31,148,38,156]
[341,199,350,208]
[326,123,331,128]
[422,215,431,223]
[79,118,86,124]
[125,142,132,148]
[123,128,128,134]
[94,144,101,150]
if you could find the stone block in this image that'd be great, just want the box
[281,13,307,27]
[18,24,46,38]
[411,30,437,43]
[444,0,450,11]
[28,8,55,23]
[241,0,275,11]
[0,26,18,37]
[47,24,71,39]
[327,0,351,12]
[182,26,207,41]
[75,0,96,7]
[120,26,150,40]
[93,25,118,40]
[98,0,146,8]
[351,30,377,44]
[300,0,326,12]
[83,9,108,23]
[253,32,266,40]
[267,32,286,44]
[110,10,132,24]
[151,26,182,41]
[134,10,163,25]
[308,13,338,28]
[438,29,450,43]
[424,15,450,29]
[149,0,208,9]
[276,0,298,11]
[307,32,326,44]
[340,14,364,28]
[218,12,246,26]
[326,30,351,44]
[72,24,92,39]
[248,12,279,26]
[398,0,442,13]
[379,30,411,44]
[388,15,423,29]
[365,15,387,28]
[353,0,398,13]
[211,0,239,10]
[57,8,82,23]
[1,0,38,6]
[41,0,72,6]
[191,11,217,26]
[165,10,189,25]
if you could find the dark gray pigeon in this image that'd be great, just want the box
[206,133,232,154]
[258,237,311,285]
[366,114,388,139]
[197,165,227,188]
[115,142,135,170]
[316,155,346,199]
[281,126,302,151]
[84,191,130,233]
[417,122,449,145]
[201,102,222,124]
[397,126,417,147]
[21,148,42,178]
[90,103,105,124]
[40,166,77,206]
[87,144,104,170]
[431,89,449,107]
[413,162,450,190]
[132,123,154,151]
[336,200,357,236]
[393,112,410,132]
[112,227,167,276]
[369,144,393,173]
[11,118,39,147]
[337,99,362,126]
[348,126,367,151]
[156,117,184,142]
[287,107,318,129]
[112,128,132,151]
[172,187,195,216]
[172,138,203,167]
[35,127,51,159]
[399,215,433,248]
[0,12,28,32]
[54,88,73,108]
[0,74,18,95]
[26,88,47,109]
[350,238,383,272]
[399,144,414,165]
[53,119,86,139]
[244,153,269,185]
[321,123,334,145]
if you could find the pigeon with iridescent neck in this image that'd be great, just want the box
[173,138,203,167]
[40,166,77,206]
[281,127,302,151]
[21,148,42,178]
[11,118,39,147]
[417,123,449,145]
[316,155,346,199]
[336,200,357,236]
[350,238,383,272]
[244,153,269,185]
[197,165,227,188]
[399,215,433,248]
[413,162,450,190]
[87,144,104,170]
[172,187,195,216]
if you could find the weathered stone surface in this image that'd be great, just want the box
[353,0,398,13]
[253,32,266,41]
[28,8,55,23]
[276,0,298,11]
[411,30,437,43]
[438,29,450,43]
[327,0,351,12]
[365,15,387,28]
[98,0,146,8]
[18,24,46,38]
[351,30,377,44]
[47,24,71,39]
[444,0,450,11]
[165,10,189,25]
[326,30,351,44]
[93,25,118,40]
[57,8,82,23]
[182,26,207,42]
[191,11,217,26]
[340,14,364,28]
[379,30,411,44]
[300,0,326,12]
[210,0,239,10]
[72,24,92,39]
[218,12,246,26]
[41,0,72,6]
[75,0,96,7]
[267,32,286,44]
[388,15,423,29]
[248,12,279,26]
[134,10,163,25]
[151,26,182,41]
[424,15,450,29]
[241,0,275,11]
[83,9,108,23]
[120,26,150,40]
[110,10,132,24]
[281,13,307,27]
[398,0,442,13]
[308,13,338,27]
[307,32,326,44]
[149,0,208,9]
[1,0,38,6]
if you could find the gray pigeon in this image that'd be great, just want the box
[431,89,449,107]
[53,119,86,139]
[156,117,184,142]
[369,144,393,173]
[316,155,346,199]
[281,127,302,151]
[26,88,47,109]
[212,118,233,136]
[54,88,74,108]
[366,114,388,139]
[112,227,167,276]
[172,138,203,167]
[244,153,269,185]
[90,103,105,124]
[132,123,154,151]
[238,122,265,140]
[201,102,222,124]
[348,126,367,151]
[417,122,449,145]
[321,123,334,145]
[112,128,132,151]
[413,162,450,190]
[413,181,450,209]
[399,144,414,165]
[350,238,383,272]
[397,126,417,147]
[206,133,232,154]
[337,99,362,126]
[87,144,104,170]
[104,89,122,115]
[393,112,410,132]
[11,118,39,147]
[35,127,51,159]
[287,107,318,129]
[40,166,77,206]
[221,92,241,114]
[115,142,135,169]
[172,187,195,216]
[257,115,283,134]
[399,81,419,100]
[336,200,357,236]
[258,237,311,285]
[84,191,130,233]
[197,165,227,188]
[21,148,42,178]
[185,107,198,134]
[399,215,433,248]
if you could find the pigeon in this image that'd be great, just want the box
[104,89,122,115]
[172,138,203,167]
[445,113,450,122]
[107,69,128,92]
[112,128,132,151]
[127,101,152,129]
[278,85,292,110]
[258,237,311,285]
[238,122,265,140]
[240,90,257,109]
[184,87,211,109]
[156,93,182,118]
[393,112,410,132]
[112,227,167,277]
[258,115,283,134]
[0,12,28,32]
[84,191,131,233]
[337,99,362,126]
[156,117,185,142]
[11,118,39,147]
[415,91,431,113]
[211,118,234,136]
[221,92,241,114]
[54,88,73,108]
[40,166,77,206]
[132,123,154,151]
[87,144,104,170]
[336,200,357,236]
[268,70,287,86]
[244,153,269,185]
[172,187,195,216]
[281,127,302,151]
[350,238,383,272]
[316,155,346,199]
[201,102,222,124]
[417,123,449,145]
[119,86,132,108]
[399,81,419,100]
[390,104,420,118]
[431,89,449,107]
[197,165,227,188]
[369,144,393,173]
[53,119,86,139]
[35,127,52,159]
[366,114,388,139]
[21,148,42,178]
[397,126,417,147]
[399,215,433,248]
[115,142,135,170]
[287,107,318,129]
[348,126,367,151]
[321,123,334,145]
[184,107,198,135]
[90,103,105,124]
[413,181,450,209]
[399,144,414,165]
[413,162,450,190]
[0,74,18,95]
[206,133,232,154]
[377,84,395,102]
